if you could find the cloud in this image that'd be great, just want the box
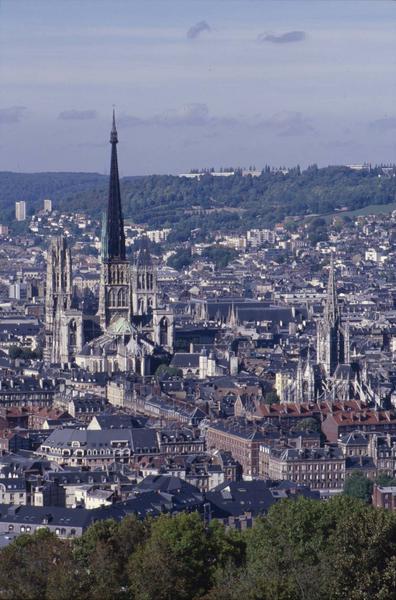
[0,106,27,124]
[369,117,396,132]
[258,31,306,44]
[118,105,314,137]
[58,109,97,121]
[187,21,211,40]
[154,103,211,126]
[120,104,215,128]
[259,111,315,136]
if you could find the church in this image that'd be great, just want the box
[44,112,174,375]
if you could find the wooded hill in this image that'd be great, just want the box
[1,166,395,239]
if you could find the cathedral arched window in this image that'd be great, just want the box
[159,317,168,347]
[108,289,116,307]
[69,319,77,347]
[117,288,125,306]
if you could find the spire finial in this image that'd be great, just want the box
[110,106,118,144]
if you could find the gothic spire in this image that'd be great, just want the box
[324,255,339,325]
[105,109,126,260]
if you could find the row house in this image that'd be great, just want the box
[39,427,159,468]
[259,445,346,490]
[205,421,267,478]
[322,409,396,443]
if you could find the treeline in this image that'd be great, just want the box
[168,246,237,270]
[1,496,396,599]
[1,166,396,239]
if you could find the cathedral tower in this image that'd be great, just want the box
[98,110,132,330]
[131,237,157,316]
[44,236,82,364]
[317,257,347,377]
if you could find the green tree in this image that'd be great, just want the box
[128,512,243,600]
[293,417,320,432]
[74,516,147,599]
[375,473,396,487]
[264,390,279,405]
[241,497,335,599]
[323,498,396,599]
[155,364,182,378]
[343,471,374,503]
[168,249,193,270]
[0,529,80,600]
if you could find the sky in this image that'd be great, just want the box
[0,0,395,174]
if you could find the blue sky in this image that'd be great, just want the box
[1,0,395,174]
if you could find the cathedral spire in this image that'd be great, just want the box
[324,254,339,325]
[105,109,126,260]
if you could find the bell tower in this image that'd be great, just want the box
[44,236,82,364]
[131,237,157,316]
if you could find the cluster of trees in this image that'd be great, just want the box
[344,471,396,504]
[2,167,396,239]
[167,246,237,271]
[2,496,396,599]
[8,345,42,360]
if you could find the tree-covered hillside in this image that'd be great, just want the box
[1,166,395,239]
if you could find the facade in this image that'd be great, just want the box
[259,445,345,490]
[15,201,26,221]
[43,199,52,213]
[39,427,159,467]
[372,485,396,510]
[205,421,267,478]
[368,433,396,477]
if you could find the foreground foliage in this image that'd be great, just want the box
[1,497,396,599]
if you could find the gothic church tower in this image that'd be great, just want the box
[317,257,347,377]
[44,236,82,364]
[131,237,157,316]
[98,111,132,330]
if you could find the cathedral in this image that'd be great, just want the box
[44,112,174,375]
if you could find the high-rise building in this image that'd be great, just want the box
[0,225,9,236]
[15,201,26,221]
[44,199,52,213]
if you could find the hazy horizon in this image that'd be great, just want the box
[1,0,395,175]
